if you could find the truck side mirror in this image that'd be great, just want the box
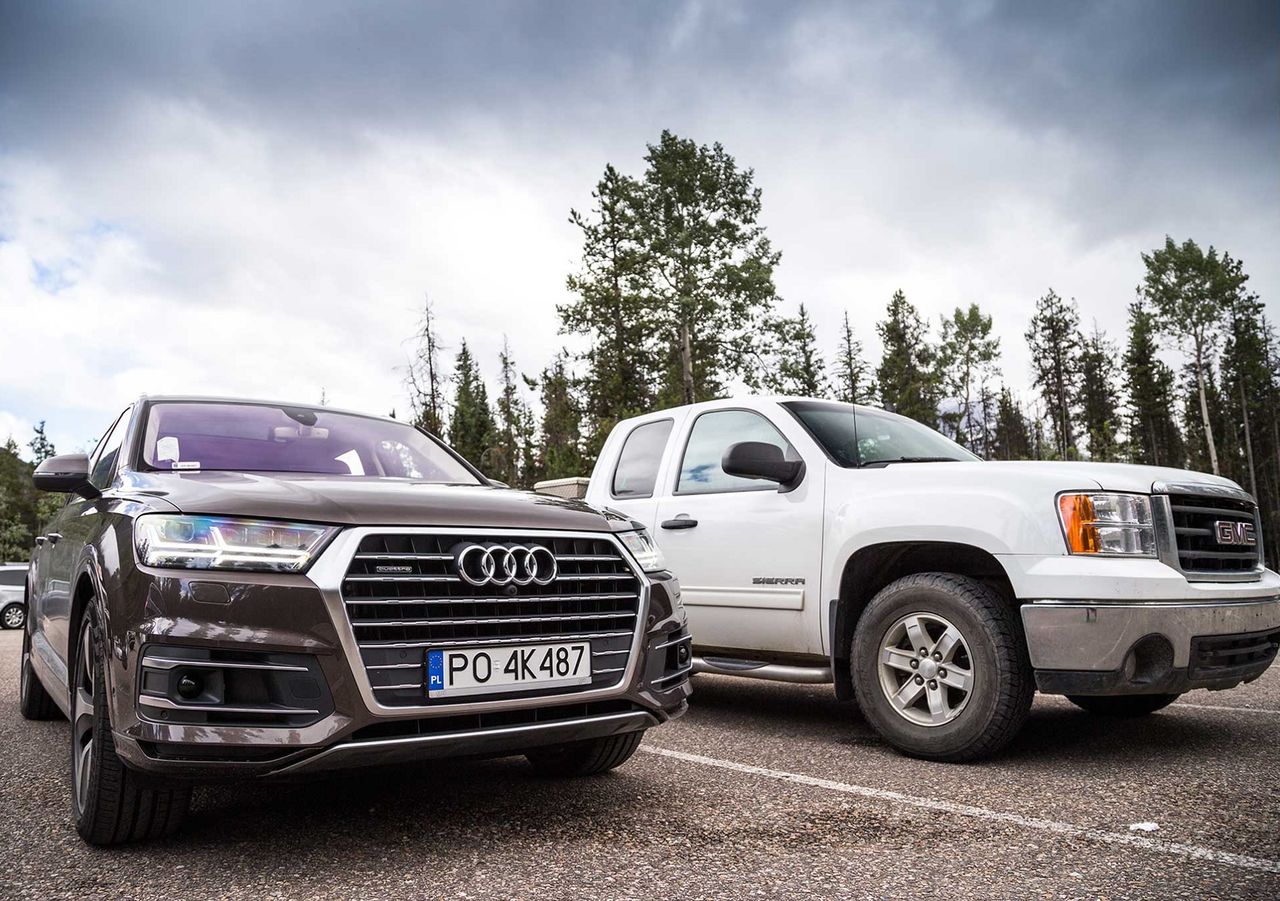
[721,442,804,492]
[33,453,101,500]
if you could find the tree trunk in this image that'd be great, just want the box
[1195,344,1219,474]
[680,314,695,405]
[1240,379,1257,499]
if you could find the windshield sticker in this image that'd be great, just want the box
[171,461,201,470]
[156,436,180,462]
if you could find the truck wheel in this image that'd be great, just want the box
[525,730,645,777]
[19,623,60,720]
[1066,694,1181,716]
[71,608,191,845]
[852,573,1033,762]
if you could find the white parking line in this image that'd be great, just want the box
[1173,702,1280,715]
[642,746,1280,875]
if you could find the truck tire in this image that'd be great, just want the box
[1066,694,1181,716]
[851,573,1033,762]
[71,607,191,845]
[19,623,61,721]
[525,729,645,777]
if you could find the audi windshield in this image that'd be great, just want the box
[138,401,482,483]
[783,400,979,468]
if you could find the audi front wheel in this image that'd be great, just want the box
[851,573,1034,762]
[70,607,191,845]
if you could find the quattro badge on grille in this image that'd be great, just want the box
[455,544,559,587]
[1214,520,1257,546]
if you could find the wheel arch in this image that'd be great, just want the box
[830,541,1017,700]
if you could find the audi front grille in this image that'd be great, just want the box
[339,532,644,706]
[1166,493,1263,578]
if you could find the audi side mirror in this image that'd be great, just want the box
[33,453,100,500]
[721,442,804,492]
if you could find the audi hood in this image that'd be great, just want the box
[120,470,632,531]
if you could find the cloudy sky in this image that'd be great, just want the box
[1,0,1276,456]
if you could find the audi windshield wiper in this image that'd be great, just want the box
[859,456,964,468]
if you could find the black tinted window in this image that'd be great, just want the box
[89,408,131,489]
[678,410,798,495]
[0,570,25,586]
[612,420,673,498]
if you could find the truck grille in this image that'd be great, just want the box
[340,533,643,706]
[1168,493,1261,576]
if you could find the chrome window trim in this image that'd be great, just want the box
[1151,485,1265,583]
[306,527,651,718]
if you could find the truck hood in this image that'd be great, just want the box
[119,470,631,532]
[972,461,1244,495]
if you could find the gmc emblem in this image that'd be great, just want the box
[1214,520,1257,547]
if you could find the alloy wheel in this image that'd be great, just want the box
[877,611,974,727]
[3,605,24,629]
[71,626,96,815]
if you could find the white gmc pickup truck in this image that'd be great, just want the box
[566,396,1280,761]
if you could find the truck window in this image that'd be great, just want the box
[677,409,799,495]
[611,419,673,498]
[89,407,132,489]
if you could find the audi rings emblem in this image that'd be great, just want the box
[455,544,559,587]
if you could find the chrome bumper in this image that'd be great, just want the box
[1021,596,1280,671]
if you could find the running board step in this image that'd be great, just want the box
[692,656,833,684]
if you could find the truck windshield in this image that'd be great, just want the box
[139,401,482,483]
[782,401,980,468]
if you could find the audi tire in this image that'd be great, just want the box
[71,606,191,845]
[525,729,646,777]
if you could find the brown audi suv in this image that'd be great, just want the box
[20,396,691,845]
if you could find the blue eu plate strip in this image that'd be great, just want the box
[427,650,444,694]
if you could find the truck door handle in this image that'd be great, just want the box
[45,533,61,545]
[661,518,698,530]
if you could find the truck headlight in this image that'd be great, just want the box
[1057,493,1156,557]
[136,515,337,573]
[619,528,667,573]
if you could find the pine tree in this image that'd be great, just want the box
[490,337,537,488]
[875,290,938,426]
[1123,293,1184,467]
[560,165,657,456]
[991,386,1034,460]
[447,341,497,473]
[405,296,448,437]
[1220,291,1279,565]
[635,131,781,406]
[937,304,1000,451]
[1078,324,1122,461]
[762,303,828,396]
[1180,362,1231,475]
[536,352,587,482]
[29,421,55,463]
[1025,289,1083,459]
[1142,237,1248,475]
[833,310,876,405]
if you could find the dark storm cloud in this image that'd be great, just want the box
[2,1,1273,156]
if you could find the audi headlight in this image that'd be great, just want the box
[1058,493,1156,558]
[135,515,337,573]
[619,528,667,573]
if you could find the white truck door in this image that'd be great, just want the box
[652,407,825,656]
[590,416,681,531]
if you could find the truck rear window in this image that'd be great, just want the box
[612,419,673,498]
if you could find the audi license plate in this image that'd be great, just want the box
[426,641,591,699]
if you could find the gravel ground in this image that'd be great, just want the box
[1,628,1277,900]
